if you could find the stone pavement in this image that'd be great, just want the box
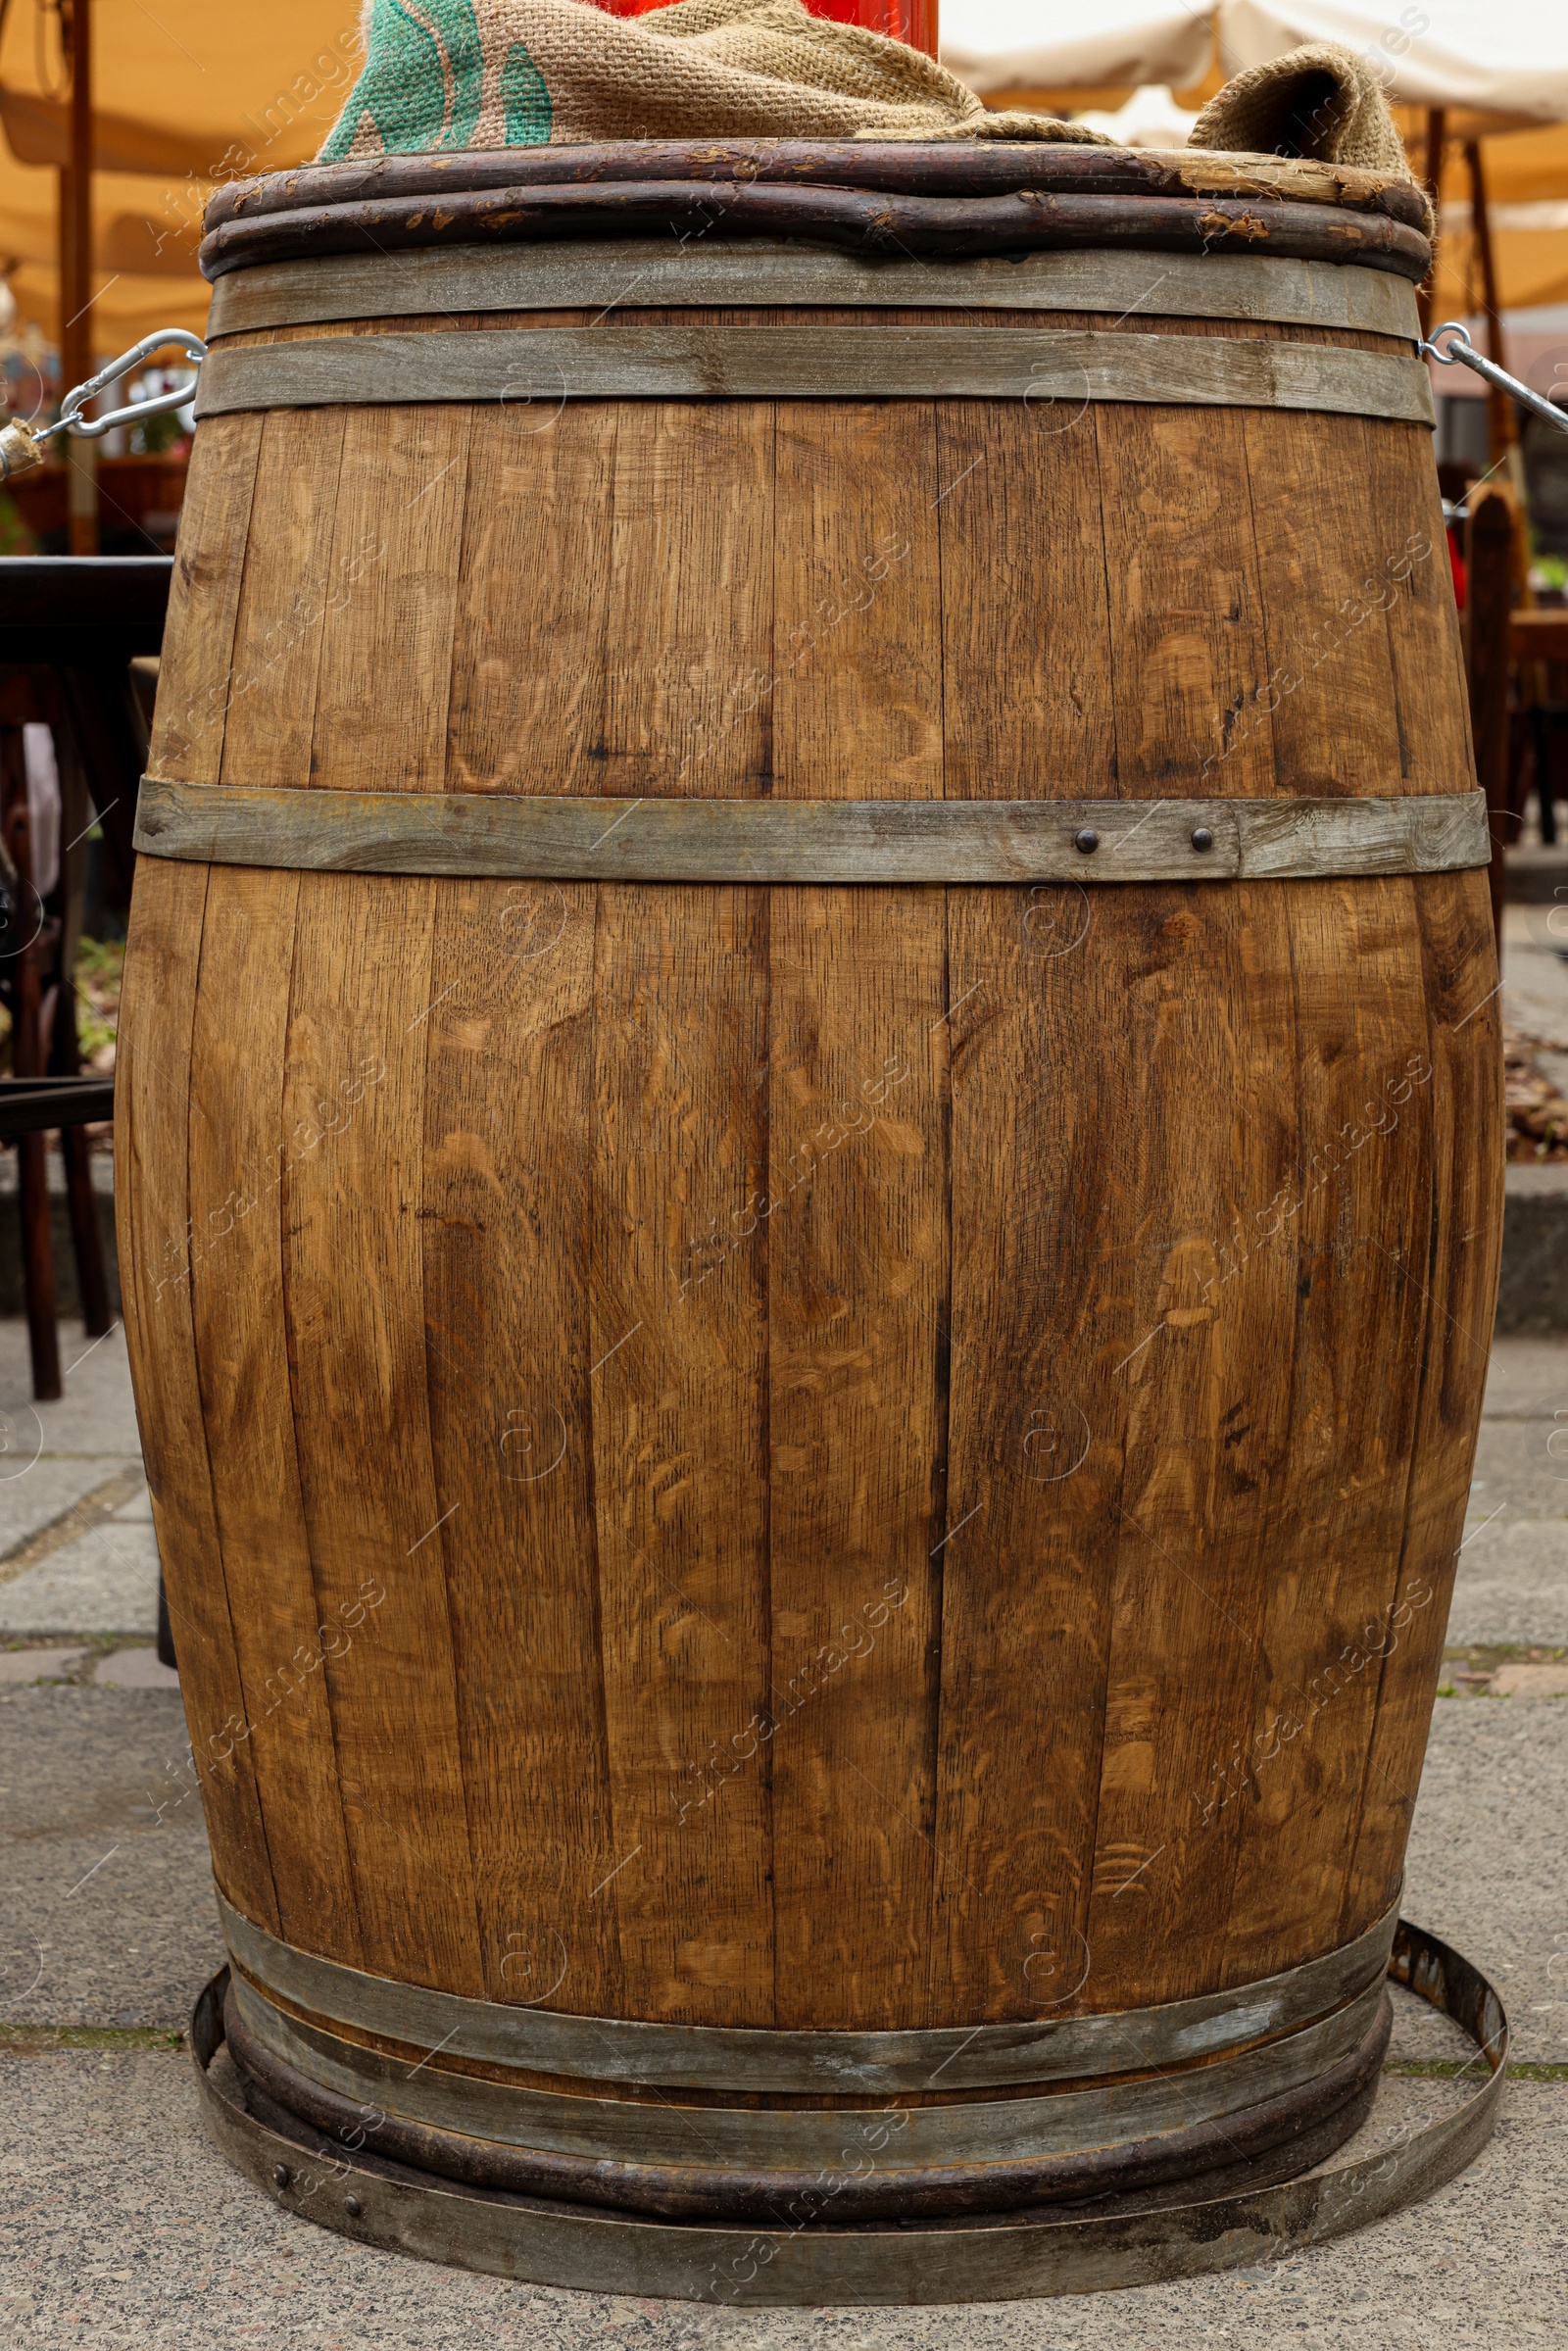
[0,1318,1564,2348]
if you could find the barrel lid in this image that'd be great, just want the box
[199,141,1431,285]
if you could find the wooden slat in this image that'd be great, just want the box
[1217,878,1433,1985]
[934,894,1128,2019]
[445,407,616,794]
[588,396,777,2023]
[219,406,347,791]
[1094,400,1281,800]
[186,862,362,1958]
[588,883,775,2023]
[196,330,1436,426]
[308,404,471,794]
[600,402,774,794]
[764,406,947,2030]
[278,871,485,1994]
[1076,887,1301,2007]
[1238,408,1405,795]
[1366,419,1476,797]
[206,244,1422,340]
[1342,870,1503,1934]
[417,874,624,2013]
[115,856,280,1933]
[131,779,1491,881]
[936,391,1118,801]
[144,412,263,783]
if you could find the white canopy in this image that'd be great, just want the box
[944,0,1211,96]
[943,0,1568,124]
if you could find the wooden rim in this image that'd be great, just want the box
[216,1886,1401,2094]
[205,243,1423,342]
[199,181,1431,284]
[190,1921,1508,2303]
[204,145,1432,235]
[191,328,1435,425]
[137,784,1487,885]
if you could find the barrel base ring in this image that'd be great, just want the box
[191,1921,1507,2305]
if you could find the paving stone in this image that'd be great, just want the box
[0,1647,86,1685]
[93,1648,179,1691]
[0,1521,160,1638]
[1491,1660,1568,1697]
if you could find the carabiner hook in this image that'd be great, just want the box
[1422,320,1568,437]
[50,328,208,442]
[0,327,208,481]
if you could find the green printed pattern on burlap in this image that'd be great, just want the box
[501,40,552,143]
[321,0,487,159]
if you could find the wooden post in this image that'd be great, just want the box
[1466,486,1514,955]
[59,0,97,556]
[1416,106,1445,342]
[1463,137,1513,465]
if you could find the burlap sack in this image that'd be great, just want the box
[1189,42,1430,225]
[319,0,1108,157]
[319,2,1424,232]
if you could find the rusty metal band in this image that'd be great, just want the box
[226,1963,1388,2177]
[138,782,1487,886]
[205,243,1422,340]
[222,1975,1391,2223]
[215,1886,1400,2094]
[192,328,1435,425]
[192,1920,1507,2303]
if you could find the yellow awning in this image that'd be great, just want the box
[0,3,366,351]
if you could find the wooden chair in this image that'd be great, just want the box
[0,556,172,1398]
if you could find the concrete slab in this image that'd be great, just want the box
[1409,1697,1568,2067]
[0,1319,142,1461]
[0,1688,218,2029]
[0,2055,1559,2347]
[1482,1334,1568,1418]
[92,1648,179,1691]
[1462,1418,1568,1519]
[0,1521,161,1638]
[0,1648,86,1685]
[1447,1518,1568,1647]
[0,1457,135,1562]
[1502,901,1568,1049]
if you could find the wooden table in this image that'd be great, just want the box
[1511,610,1568,663]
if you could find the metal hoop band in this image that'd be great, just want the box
[137,783,1487,887]
[193,326,1434,424]
[192,1919,1508,2304]
[204,244,1422,340]
[216,1886,1400,2095]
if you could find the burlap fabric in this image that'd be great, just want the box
[319,0,1108,157]
[320,1,1424,225]
[1191,42,1428,224]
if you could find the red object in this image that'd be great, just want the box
[1447,525,1466,612]
[586,0,938,57]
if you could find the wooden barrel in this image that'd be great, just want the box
[120,143,1501,2273]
